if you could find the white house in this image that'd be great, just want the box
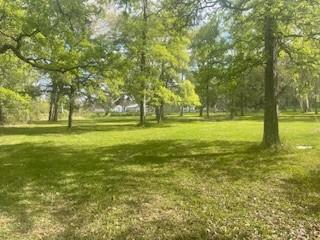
[112,105,124,113]
[126,104,140,112]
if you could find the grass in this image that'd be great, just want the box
[0,113,320,239]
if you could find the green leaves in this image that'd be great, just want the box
[178,80,201,107]
[0,87,31,123]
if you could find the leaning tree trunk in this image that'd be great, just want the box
[262,15,280,147]
[68,87,75,129]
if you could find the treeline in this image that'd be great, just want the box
[1,0,320,147]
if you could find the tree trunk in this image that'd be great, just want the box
[53,95,59,122]
[138,0,148,126]
[160,101,164,120]
[305,95,310,112]
[155,106,161,124]
[68,87,75,129]
[298,97,304,112]
[48,84,55,121]
[139,99,145,126]
[0,103,4,125]
[230,97,235,120]
[199,106,204,117]
[48,84,59,122]
[240,91,245,116]
[48,99,53,121]
[262,15,280,147]
[155,102,164,124]
[180,106,184,117]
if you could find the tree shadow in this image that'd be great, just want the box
[281,169,320,217]
[0,138,296,239]
[1,112,319,137]
[0,121,172,136]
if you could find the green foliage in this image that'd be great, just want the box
[150,86,178,107]
[0,87,30,123]
[115,0,191,115]
[1,0,97,70]
[178,80,201,107]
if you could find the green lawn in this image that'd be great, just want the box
[0,113,320,239]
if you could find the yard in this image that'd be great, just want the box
[0,113,320,239]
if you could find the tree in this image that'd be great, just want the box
[0,0,99,72]
[0,87,30,124]
[191,16,229,118]
[171,0,320,147]
[116,0,190,125]
[178,80,201,116]
[0,54,39,124]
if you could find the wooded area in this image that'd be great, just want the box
[1,0,320,239]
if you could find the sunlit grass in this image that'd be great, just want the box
[0,113,320,239]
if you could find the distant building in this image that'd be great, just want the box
[125,104,140,112]
[112,105,124,113]
[93,107,106,114]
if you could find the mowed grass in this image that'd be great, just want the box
[0,113,320,240]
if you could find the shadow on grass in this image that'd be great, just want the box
[0,138,302,239]
[159,113,320,124]
[1,112,319,137]
[281,169,320,217]
[0,121,172,136]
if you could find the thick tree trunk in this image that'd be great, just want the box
[262,15,280,147]
[53,95,59,122]
[48,84,59,122]
[315,96,318,115]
